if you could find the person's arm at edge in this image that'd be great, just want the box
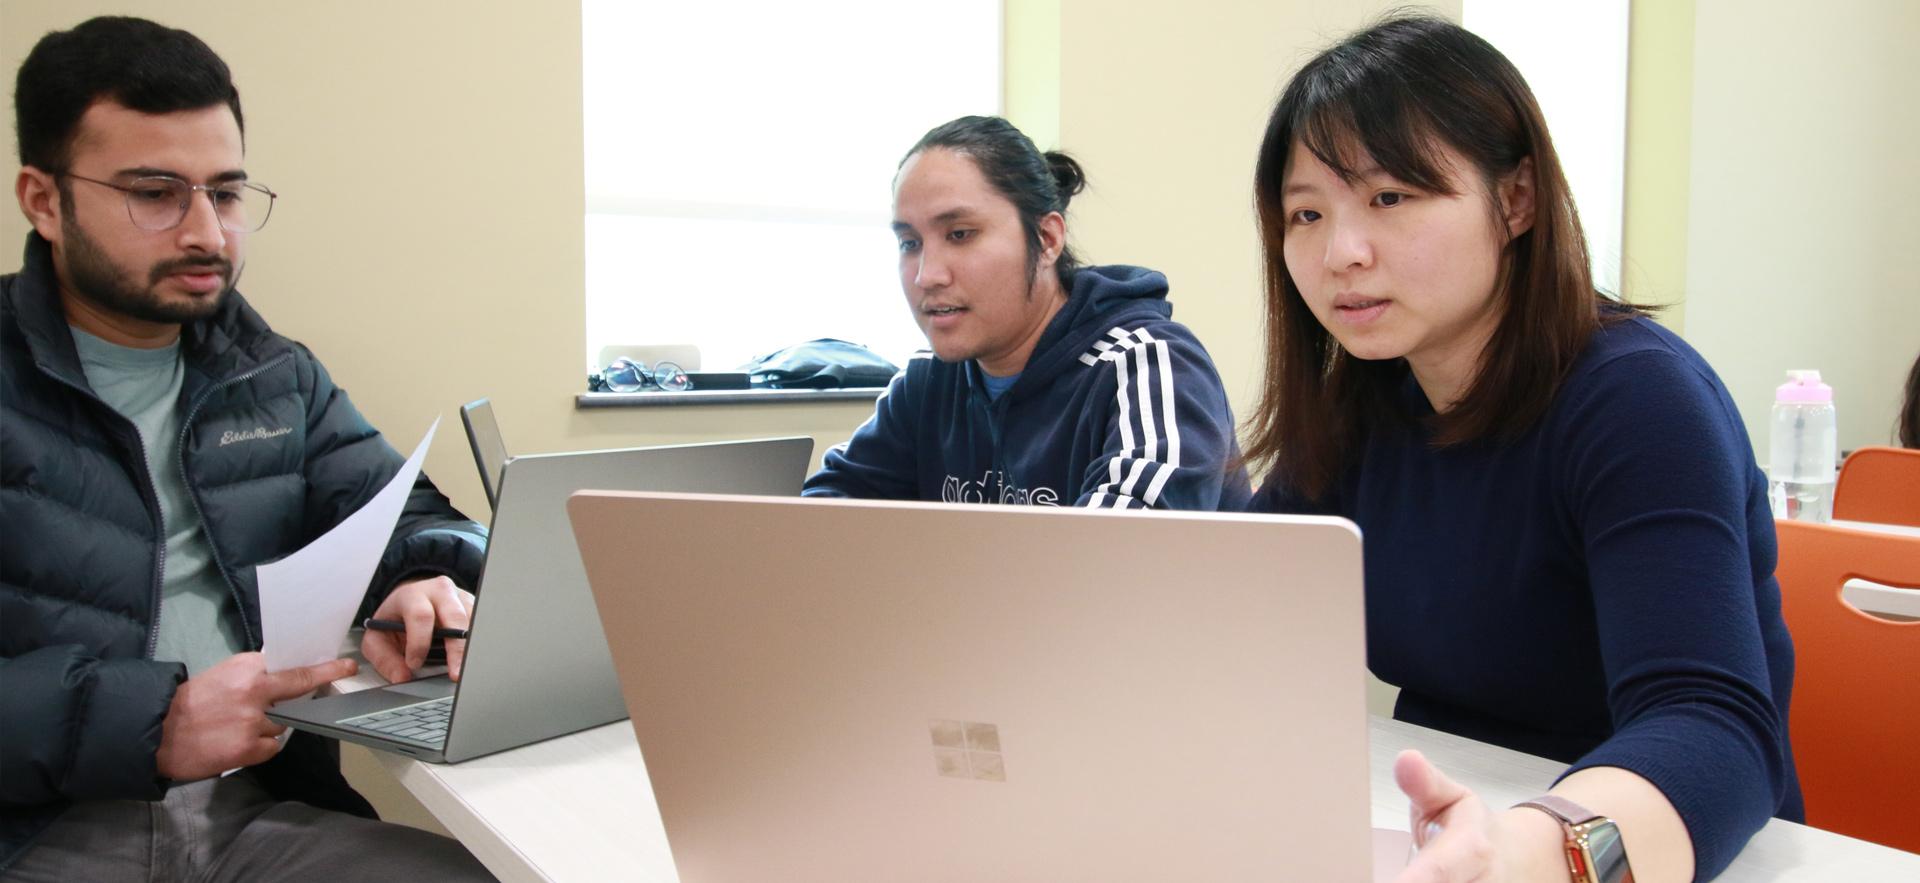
[1401,348,1787,883]
[1074,328,1249,511]
[0,646,184,806]
[1397,753,1691,883]
[1555,350,1787,879]
[803,365,922,500]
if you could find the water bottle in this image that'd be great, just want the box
[1768,370,1836,522]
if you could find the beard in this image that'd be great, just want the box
[60,214,239,325]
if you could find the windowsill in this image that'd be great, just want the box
[575,388,886,408]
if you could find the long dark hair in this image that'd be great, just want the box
[1243,14,1623,500]
[1900,350,1920,449]
[901,115,1086,292]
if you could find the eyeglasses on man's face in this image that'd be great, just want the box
[599,357,691,393]
[59,173,277,234]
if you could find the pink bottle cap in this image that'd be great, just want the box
[1775,370,1833,404]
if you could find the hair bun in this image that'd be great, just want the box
[1045,151,1087,204]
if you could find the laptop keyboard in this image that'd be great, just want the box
[337,696,453,746]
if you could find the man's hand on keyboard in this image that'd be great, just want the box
[362,575,475,684]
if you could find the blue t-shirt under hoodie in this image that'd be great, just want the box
[806,265,1250,510]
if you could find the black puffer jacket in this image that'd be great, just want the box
[0,233,488,868]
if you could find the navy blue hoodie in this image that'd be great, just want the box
[805,265,1250,510]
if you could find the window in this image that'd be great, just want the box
[582,1,1002,374]
[1463,0,1629,296]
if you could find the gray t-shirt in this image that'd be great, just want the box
[71,327,245,676]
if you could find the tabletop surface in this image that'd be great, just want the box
[341,519,1920,879]
[369,714,1920,882]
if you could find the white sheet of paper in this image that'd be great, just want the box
[259,418,439,673]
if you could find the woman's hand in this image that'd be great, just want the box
[1393,750,1568,883]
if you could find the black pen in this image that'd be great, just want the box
[362,618,469,640]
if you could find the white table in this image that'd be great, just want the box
[368,715,1920,882]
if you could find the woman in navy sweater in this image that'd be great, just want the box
[1244,16,1799,882]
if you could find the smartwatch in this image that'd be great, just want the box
[1514,795,1635,883]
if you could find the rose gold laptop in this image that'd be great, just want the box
[569,492,1373,882]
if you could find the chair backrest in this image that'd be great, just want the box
[1833,446,1920,527]
[1775,519,1920,852]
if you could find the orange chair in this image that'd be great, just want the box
[1833,446,1920,527]
[1774,520,1920,852]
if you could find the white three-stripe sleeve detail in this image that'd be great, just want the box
[1117,458,1151,497]
[1132,335,1159,462]
[1118,335,1160,499]
[1113,343,1137,457]
[1086,326,1185,508]
[1082,329,1132,364]
[1142,339,1183,505]
[1086,335,1139,507]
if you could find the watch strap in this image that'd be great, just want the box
[1515,795,1634,883]
[1516,794,1603,826]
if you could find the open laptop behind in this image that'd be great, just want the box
[269,437,814,762]
[459,397,509,510]
[569,492,1373,882]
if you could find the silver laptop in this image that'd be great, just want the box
[459,397,509,510]
[268,435,814,762]
[569,492,1374,881]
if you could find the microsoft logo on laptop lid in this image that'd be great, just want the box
[931,719,1005,782]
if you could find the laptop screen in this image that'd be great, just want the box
[459,398,509,509]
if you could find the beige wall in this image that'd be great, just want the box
[1003,0,1062,153]
[1681,0,1920,452]
[1621,0,1694,329]
[1050,0,1459,420]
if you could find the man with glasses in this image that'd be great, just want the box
[1,17,493,880]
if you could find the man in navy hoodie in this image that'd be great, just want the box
[805,116,1249,510]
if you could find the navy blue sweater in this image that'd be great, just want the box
[806,265,1250,510]
[1249,316,1799,880]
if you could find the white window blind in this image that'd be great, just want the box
[582,1,1002,372]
